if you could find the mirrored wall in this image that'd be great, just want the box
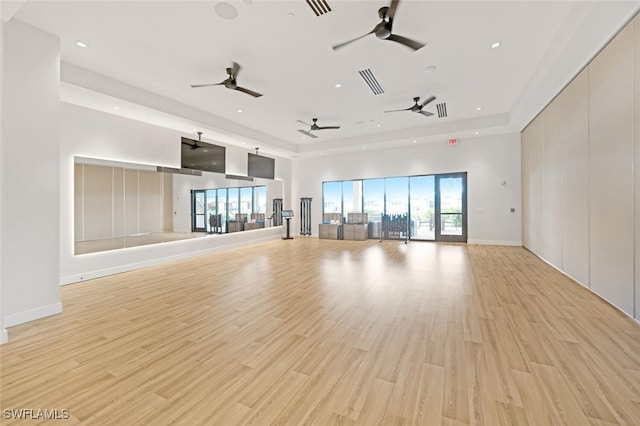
[74,157,284,255]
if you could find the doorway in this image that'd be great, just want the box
[434,173,467,243]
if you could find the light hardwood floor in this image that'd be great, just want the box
[2,239,640,425]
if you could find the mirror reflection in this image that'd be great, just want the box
[74,156,283,255]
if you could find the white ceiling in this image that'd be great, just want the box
[9,0,640,157]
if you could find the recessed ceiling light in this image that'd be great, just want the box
[75,40,88,48]
[302,136,306,140]
[412,140,417,143]
[112,106,121,110]
[334,83,342,88]
[237,109,242,113]
[474,131,479,135]
[362,146,366,150]
[425,66,437,72]
[476,107,482,111]
[320,152,323,155]
[214,2,238,20]
[376,124,381,128]
[491,41,501,49]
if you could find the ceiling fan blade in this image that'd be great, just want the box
[235,86,263,98]
[332,30,375,51]
[387,0,400,20]
[417,110,434,117]
[190,82,224,88]
[316,126,341,130]
[420,95,436,108]
[297,120,312,126]
[386,34,425,51]
[297,129,318,138]
[385,107,412,113]
[231,62,241,78]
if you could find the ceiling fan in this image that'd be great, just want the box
[190,62,263,97]
[297,118,341,138]
[385,95,436,117]
[332,0,425,51]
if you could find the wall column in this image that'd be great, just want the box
[1,20,61,330]
[0,20,7,344]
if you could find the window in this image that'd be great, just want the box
[343,180,362,215]
[323,181,342,216]
[322,173,466,242]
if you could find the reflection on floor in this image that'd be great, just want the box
[74,232,208,255]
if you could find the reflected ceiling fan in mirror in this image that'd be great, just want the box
[190,62,263,97]
[332,0,425,51]
[297,118,341,138]
[385,95,436,117]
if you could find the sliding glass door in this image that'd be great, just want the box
[409,175,435,240]
[322,172,467,243]
[435,173,467,242]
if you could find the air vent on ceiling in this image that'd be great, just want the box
[436,102,447,118]
[358,69,384,95]
[305,0,332,16]
[225,174,254,182]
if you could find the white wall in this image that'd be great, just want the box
[522,14,640,320]
[60,102,292,284]
[292,133,522,246]
[0,20,7,344]
[1,21,61,327]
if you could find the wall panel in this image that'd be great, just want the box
[74,163,83,241]
[521,128,531,248]
[542,97,563,267]
[560,70,590,287]
[138,170,163,234]
[83,164,113,240]
[124,169,139,236]
[163,173,173,232]
[588,24,634,315]
[525,117,545,254]
[113,167,125,238]
[634,15,640,318]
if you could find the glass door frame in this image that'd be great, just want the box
[191,190,207,232]
[434,172,467,243]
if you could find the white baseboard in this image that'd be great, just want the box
[524,247,639,321]
[4,302,63,328]
[0,328,8,344]
[467,239,522,246]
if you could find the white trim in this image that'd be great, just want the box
[0,329,8,344]
[467,239,522,246]
[60,233,282,285]
[4,302,62,328]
